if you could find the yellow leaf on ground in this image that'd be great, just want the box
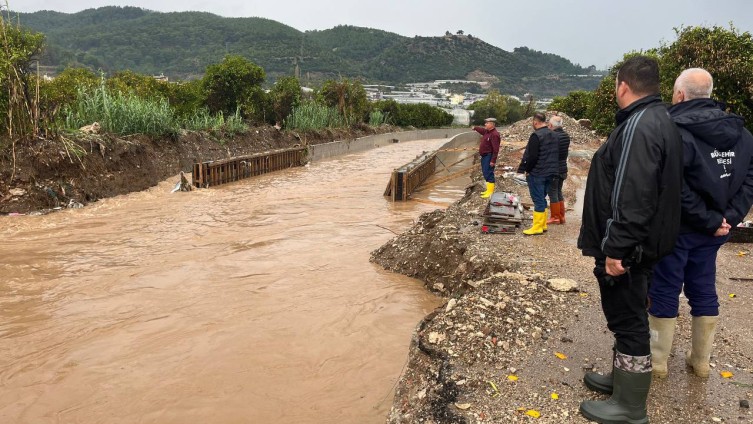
[721,371,734,378]
[551,393,559,400]
[526,410,541,418]
[555,352,567,360]
[729,294,737,298]
[454,402,471,410]
[580,293,588,297]
[508,375,518,381]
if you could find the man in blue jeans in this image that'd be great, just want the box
[648,68,753,379]
[472,118,501,198]
[518,112,559,235]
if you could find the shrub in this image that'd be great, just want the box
[284,101,346,131]
[369,110,387,127]
[547,90,594,120]
[64,80,178,136]
[270,76,301,124]
[392,103,453,128]
[202,55,265,116]
[658,25,753,132]
[319,79,369,125]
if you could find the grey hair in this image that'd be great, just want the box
[675,68,714,100]
[549,115,563,128]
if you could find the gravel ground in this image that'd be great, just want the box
[374,146,753,424]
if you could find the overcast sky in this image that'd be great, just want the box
[14,0,753,69]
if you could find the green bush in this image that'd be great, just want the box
[202,55,265,116]
[547,90,594,120]
[284,101,346,131]
[64,81,178,136]
[392,103,453,128]
[468,90,526,125]
[369,110,388,127]
[182,107,248,134]
[319,79,369,124]
[658,25,753,132]
[270,76,301,124]
[547,25,753,136]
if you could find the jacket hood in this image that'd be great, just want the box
[669,98,745,150]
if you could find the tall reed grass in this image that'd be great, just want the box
[284,101,346,131]
[64,82,178,136]
[368,110,388,127]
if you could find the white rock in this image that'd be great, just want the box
[446,298,457,312]
[548,278,579,292]
[428,332,445,344]
[9,188,26,197]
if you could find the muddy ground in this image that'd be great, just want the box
[0,124,397,214]
[372,142,753,423]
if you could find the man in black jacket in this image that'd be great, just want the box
[547,115,571,225]
[518,112,559,235]
[578,56,683,424]
[647,68,753,380]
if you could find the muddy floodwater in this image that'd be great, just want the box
[0,139,461,424]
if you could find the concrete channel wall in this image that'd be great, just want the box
[308,128,471,162]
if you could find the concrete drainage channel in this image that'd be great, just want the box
[190,129,471,188]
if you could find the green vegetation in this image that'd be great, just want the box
[319,79,369,125]
[284,101,345,131]
[468,91,530,125]
[17,6,600,97]
[549,26,753,135]
[64,81,178,136]
[368,110,387,127]
[203,55,266,116]
[371,100,453,128]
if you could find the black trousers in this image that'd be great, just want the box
[594,259,652,356]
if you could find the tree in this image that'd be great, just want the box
[445,31,451,36]
[548,90,594,120]
[1,11,45,139]
[202,55,265,116]
[456,30,464,35]
[269,77,301,124]
[468,90,509,125]
[658,25,753,132]
[319,78,368,125]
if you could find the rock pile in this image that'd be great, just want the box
[499,112,599,145]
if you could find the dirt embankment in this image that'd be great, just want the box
[373,140,753,423]
[0,125,397,214]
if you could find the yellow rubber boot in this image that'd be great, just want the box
[481,182,494,198]
[649,315,677,378]
[686,316,719,378]
[523,211,545,236]
[543,209,549,232]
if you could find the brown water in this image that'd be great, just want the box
[0,139,452,424]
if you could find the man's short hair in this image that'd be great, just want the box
[617,56,660,96]
[675,68,714,100]
[549,116,563,128]
[533,112,547,124]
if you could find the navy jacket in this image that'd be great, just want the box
[669,98,753,235]
[554,128,571,175]
[518,126,559,177]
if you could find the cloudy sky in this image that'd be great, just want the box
[15,0,753,68]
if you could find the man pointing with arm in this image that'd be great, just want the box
[473,117,501,198]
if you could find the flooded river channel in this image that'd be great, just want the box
[0,139,463,424]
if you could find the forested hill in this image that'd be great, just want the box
[19,6,602,96]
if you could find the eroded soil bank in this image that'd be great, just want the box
[372,143,753,423]
[0,125,397,214]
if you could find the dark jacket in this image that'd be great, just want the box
[554,128,571,175]
[578,95,683,263]
[669,98,753,235]
[517,126,559,177]
[473,126,501,163]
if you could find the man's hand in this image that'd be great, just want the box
[714,218,732,237]
[490,162,495,167]
[606,257,626,277]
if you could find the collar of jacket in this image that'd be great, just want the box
[668,97,728,117]
[615,94,662,126]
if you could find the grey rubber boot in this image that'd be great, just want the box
[686,315,719,378]
[584,345,615,394]
[648,315,676,378]
[580,367,651,424]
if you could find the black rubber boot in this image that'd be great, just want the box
[584,346,615,394]
[580,368,651,424]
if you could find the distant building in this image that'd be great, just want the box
[153,73,169,83]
